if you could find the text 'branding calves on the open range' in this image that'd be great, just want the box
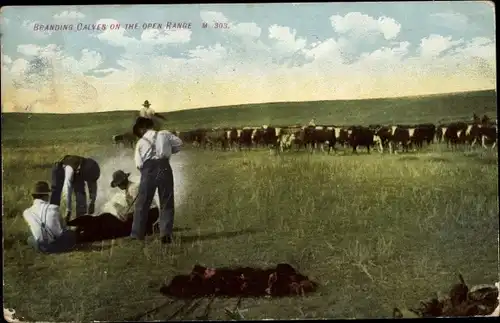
[32,21,229,32]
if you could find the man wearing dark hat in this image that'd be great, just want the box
[103,170,158,222]
[130,116,183,244]
[50,155,101,222]
[139,100,166,130]
[22,181,77,253]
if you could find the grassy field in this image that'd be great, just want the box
[2,90,499,321]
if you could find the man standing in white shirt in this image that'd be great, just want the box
[23,181,77,253]
[50,155,101,222]
[130,117,183,244]
[139,100,166,130]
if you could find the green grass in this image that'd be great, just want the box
[2,90,498,320]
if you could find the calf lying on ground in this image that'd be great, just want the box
[160,263,318,298]
[66,207,159,243]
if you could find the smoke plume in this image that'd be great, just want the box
[63,148,189,215]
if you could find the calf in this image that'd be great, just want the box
[112,132,136,148]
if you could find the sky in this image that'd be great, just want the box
[0,2,496,113]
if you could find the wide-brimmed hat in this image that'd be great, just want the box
[133,117,155,137]
[32,181,51,195]
[142,100,151,107]
[110,170,131,188]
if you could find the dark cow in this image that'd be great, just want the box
[437,122,468,149]
[112,132,136,148]
[239,127,259,150]
[333,126,350,148]
[302,126,336,153]
[457,123,483,147]
[478,124,498,149]
[385,125,414,153]
[260,125,281,152]
[179,128,208,148]
[347,126,376,153]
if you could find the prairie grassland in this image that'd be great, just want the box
[2,90,498,320]
[2,142,498,320]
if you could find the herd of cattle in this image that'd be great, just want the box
[113,119,498,154]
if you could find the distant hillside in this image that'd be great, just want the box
[2,89,496,147]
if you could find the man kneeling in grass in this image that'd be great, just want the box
[66,170,159,243]
[103,169,158,222]
[22,181,77,253]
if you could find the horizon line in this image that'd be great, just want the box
[1,88,496,115]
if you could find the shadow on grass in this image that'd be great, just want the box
[398,156,420,161]
[426,157,450,163]
[32,162,56,170]
[179,228,258,244]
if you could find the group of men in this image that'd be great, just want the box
[22,100,183,253]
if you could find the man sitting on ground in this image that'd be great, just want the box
[22,181,77,253]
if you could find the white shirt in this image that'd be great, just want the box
[101,182,157,221]
[139,106,156,119]
[63,165,75,213]
[134,130,183,170]
[23,199,64,244]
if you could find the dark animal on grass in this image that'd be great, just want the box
[239,127,258,150]
[396,273,499,318]
[67,207,160,243]
[439,122,468,149]
[159,263,318,299]
[347,126,375,153]
[112,132,136,148]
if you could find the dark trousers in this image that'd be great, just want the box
[131,159,174,239]
[27,229,77,254]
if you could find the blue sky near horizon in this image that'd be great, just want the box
[0,2,496,113]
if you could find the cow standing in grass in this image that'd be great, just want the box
[112,132,136,148]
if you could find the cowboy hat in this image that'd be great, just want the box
[110,170,131,188]
[32,181,51,196]
[142,100,151,107]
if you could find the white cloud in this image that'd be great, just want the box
[419,34,464,58]
[53,10,86,20]
[9,58,30,75]
[330,12,401,40]
[15,44,103,76]
[268,24,307,54]
[187,43,227,61]
[231,22,262,39]
[17,43,60,57]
